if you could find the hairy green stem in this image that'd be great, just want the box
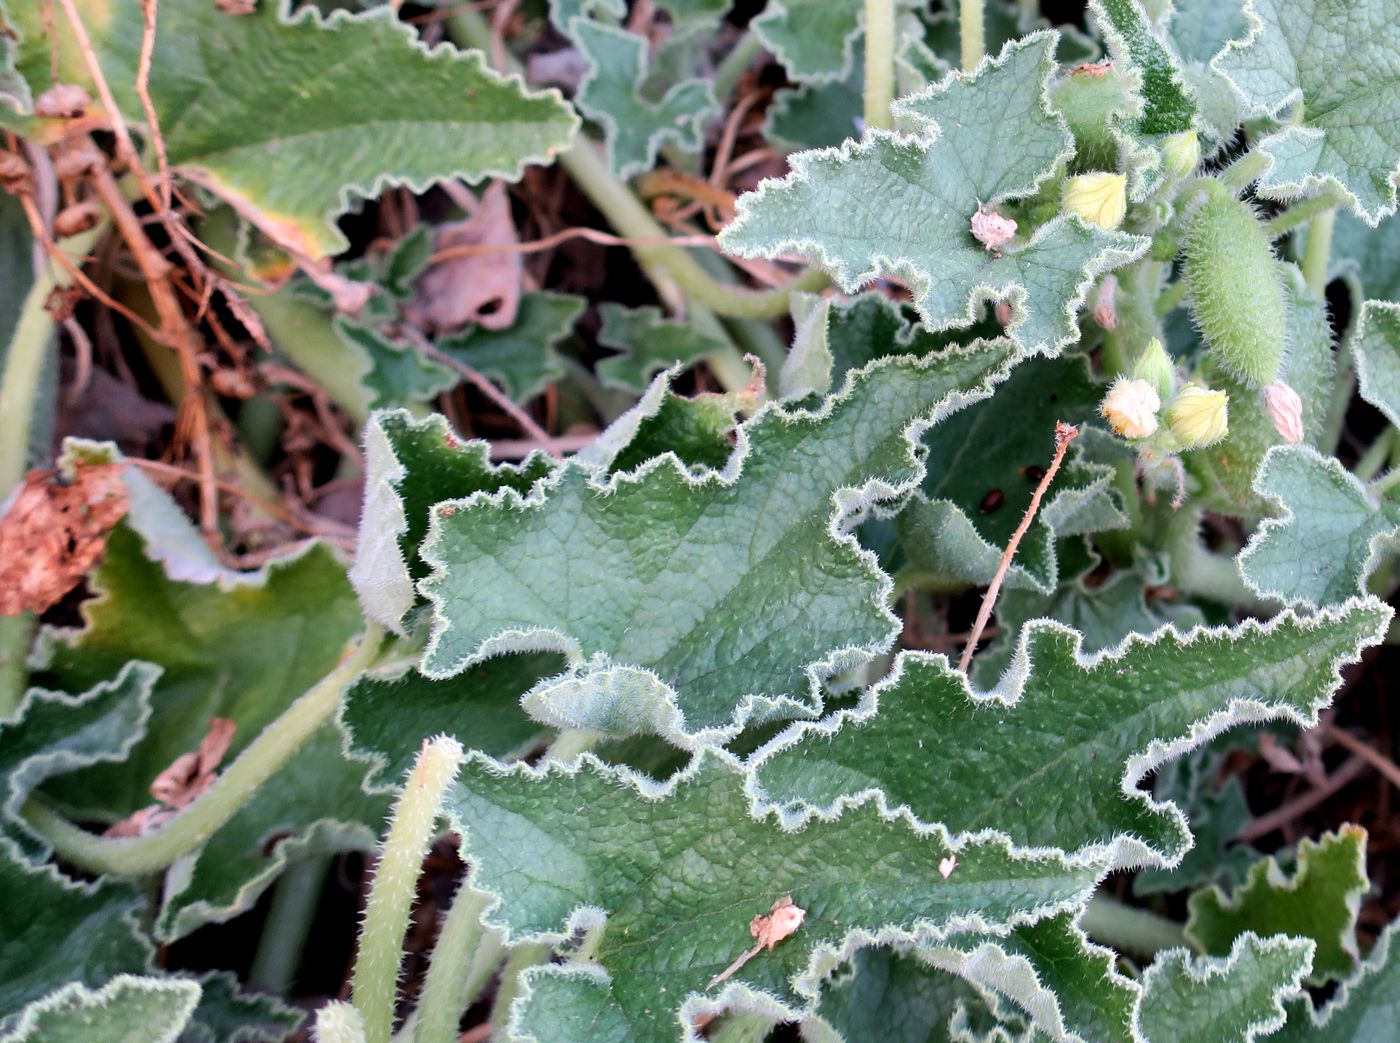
[353,736,467,1043]
[1372,465,1400,498]
[1301,207,1336,297]
[248,855,331,995]
[1265,192,1343,240]
[864,0,896,130]
[960,0,985,69]
[1355,429,1398,482]
[413,886,496,1043]
[1154,278,1188,317]
[488,940,552,1032]
[713,30,764,104]
[1164,509,1269,611]
[1218,151,1270,195]
[1081,894,1186,959]
[22,626,384,876]
[0,615,35,720]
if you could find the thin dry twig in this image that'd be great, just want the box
[136,0,171,210]
[1236,756,1371,843]
[958,422,1079,674]
[1326,726,1400,792]
[427,225,717,264]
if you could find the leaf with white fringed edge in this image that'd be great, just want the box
[751,0,863,84]
[750,599,1390,869]
[419,340,1020,744]
[0,976,201,1043]
[1270,918,1400,1041]
[1213,0,1400,225]
[721,33,1148,356]
[445,749,1102,1043]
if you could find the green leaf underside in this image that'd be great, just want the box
[0,976,200,1043]
[1331,211,1400,303]
[1240,445,1400,607]
[350,410,554,631]
[420,341,1019,739]
[1352,300,1400,430]
[1213,0,1400,224]
[1166,0,1250,145]
[0,854,152,1022]
[752,0,862,84]
[8,0,579,257]
[721,34,1147,356]
[1187,826,1367,985]
[751,601,1389,867]
[39,527,362,818]
[447,751,1100,1043]
[0,663,157,862]
[183,971,304,1043]
[1137,935,1312,1043]
[1272,920,1400,1041]
[571,19,717,178]
[902,353,1123,595]
[1088,0,1198,135]
[1135,750,1257,897]
[437,292,585,404]
[595,303,729,394]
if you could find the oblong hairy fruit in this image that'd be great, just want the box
[1184,188,1286,387]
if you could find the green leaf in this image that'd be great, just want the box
[1136,935,1312,1043]
[338,319,457,411]
[419,341,1019,741]
[1165,0,1250,148]
[154,726,387,941]
[595,303,729,394]
[1331,211,1400,303]
[0,853,153,1022]
[1352,300,1400,429]
[1270,919,1400,1041]
[39,527,362,818]
[571,19,717,178]
[12,1,578,257]
[1239,445,1400,607]
[764,65,865,153]
[446,750,1101,1043]
[0,662,158,862]
[437,291,585,404]
[1188,265,1336,516]
[721,34,1147,356]
[752,0,862,84]
[183,971,304,1043]
[780,292,834,401]
[751,600,1390,867]
[0,976,200,1043]
[898,353,1125,596]
[587,372,753,476]
[350,410,554,633]
[1087,0,1198,135]
[1213,0,1400,225]
[1187,826,1368,985]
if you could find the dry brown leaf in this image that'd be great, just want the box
[407,181,522,333]
[0,463,129,616]
[707,895,806,990]
[105,717,237,837]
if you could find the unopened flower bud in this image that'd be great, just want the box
[1100,377,1160,440]
[1166,385,1229,449]
[1129,337,1175,401]
[1093,276,1118,330]
[1262,380,1304,444]
[34,83,92,120]
[1063,172,1127,230]
[970,204,1017,252]
[1162,131,1200,179]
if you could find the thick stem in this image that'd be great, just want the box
[1081,895,1186,959]
[352,736,467,1043]
[1302,207,1336,298]
[960,0,986,70]
[410,885,495,1043]
[863,0,896,131]
[22,627,384,876]
[1164,509,1269,611]
[248,855,331,995]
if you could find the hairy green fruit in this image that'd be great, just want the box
[1184,190,1287,387]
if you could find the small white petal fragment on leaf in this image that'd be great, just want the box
[1262,380,1305,444]
[1093,275,1118,330]
[1166,385,1229,449]
[1063,172,1127,230]
[939,855,957,879]
[970,204,1017,252]
[706,896,807,989]
[1100,377,1161,440]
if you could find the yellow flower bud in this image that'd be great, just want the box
[1162,131,1200,179]
[1100,377,1160,440]
[1063,172,1127,230]
[1165,385,1229,449]
[1129,338,1176,401]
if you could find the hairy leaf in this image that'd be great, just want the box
[1214,0,1400,225]
[751,601,1389,868]
[1352,300,1400,429]
[1271,919,1400,1041]
[1166,0,1249,147]
[183,971,304,1043]
[1331,211,1400,303]
[722,34,1147,356]
[0,976,200,1043]
[1187,826,1367,984]
[437,291,585,404]
[595,303,729,393]
[1239,445,1400,607]
[339,319,457,411]
[1088,0,1198,136]
[752,0,862,84]
[446,750,1101,1042]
